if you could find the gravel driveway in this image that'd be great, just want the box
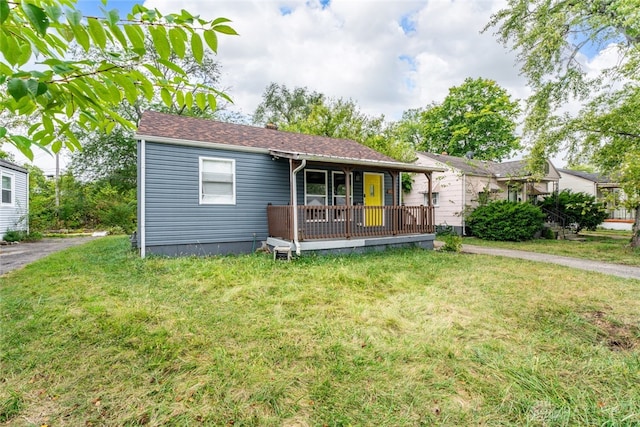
[0,237,97,276]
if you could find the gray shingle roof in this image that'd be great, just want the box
[418,152,496,176]
[136,111,395,163]
[559,168,611,183]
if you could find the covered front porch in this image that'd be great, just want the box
[265,149,444,255]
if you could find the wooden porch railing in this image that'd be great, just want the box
[267,205,435,241]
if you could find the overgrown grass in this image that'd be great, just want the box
[461,234,640,266]
[1,237,639,425]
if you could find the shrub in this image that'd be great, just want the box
[467,200,545,241]
[2,231,42,242]
[440,234,462,252]
[3,230,27,242]
[538,190,609,232]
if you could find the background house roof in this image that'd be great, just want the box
[420,152,560,181]
[419,152,495,176]
[0,158,28,174]
[137,111,395,163]
[559,168,612,184]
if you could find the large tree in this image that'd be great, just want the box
[69,42,225,191]
[0,0,237,159]
[485,0,640,247]
[396,77,521,161]
[252,82,324,127]
[253,83,413,161]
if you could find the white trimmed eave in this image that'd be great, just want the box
[269,150,445,173]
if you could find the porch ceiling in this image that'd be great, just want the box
[269,149,445,173]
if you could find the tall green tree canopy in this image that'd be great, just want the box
[253,83,412,161]
[0,0,237,159]
[485,0,640,246]
[252,82,324,127]
[395,77,521,161]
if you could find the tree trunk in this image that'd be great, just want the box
[632,206,640,248]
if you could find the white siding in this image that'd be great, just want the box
[0,164,28,237]
[406,154,466,228]
[558,172,596,196]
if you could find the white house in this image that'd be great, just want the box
[558,168,634,230]
[0,159,29,239]
[404,153,560,235]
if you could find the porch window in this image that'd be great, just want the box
[507,185,519,202]
[200,157,235,205]
[305,170,327,220]
[1,173,13,205]
[333,172,353,220]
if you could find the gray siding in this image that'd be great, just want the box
[142,142,290,253]
[0,165,28,237]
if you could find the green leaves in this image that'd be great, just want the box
[0,0,9,24]
[0,1,237,158]
[7,78,28,101]
[22,2,49,35]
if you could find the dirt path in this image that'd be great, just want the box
[0,237,97,276]
[443,243,640,281]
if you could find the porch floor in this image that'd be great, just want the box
[267,233,436,255]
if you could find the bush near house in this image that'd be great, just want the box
[467,200,545,241]
[538,190,608,232]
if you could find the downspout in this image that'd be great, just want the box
[291,158,306,256]
[462,173,466,236]
[140,139,146,258]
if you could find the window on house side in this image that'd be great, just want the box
[1,174,13,205]
[200,157,235,205]
[424,192,439,207]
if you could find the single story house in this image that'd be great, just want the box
[558,168,635,230]
[403,152,560,235]
[134,111,444,257]
[0,159,29,239]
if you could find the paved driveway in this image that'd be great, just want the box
[435,242,640,281]
[0,237,97,276]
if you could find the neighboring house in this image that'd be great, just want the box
[0,159,29,239]
[134,111,444,257]
[404,152,560,235]
[558,168,635,230]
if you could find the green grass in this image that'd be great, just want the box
[1,237,639,425]
[460,233,640,266]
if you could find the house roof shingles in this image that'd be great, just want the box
[419,153,496,176]
[559,168,611,184]
[136,110,395,163]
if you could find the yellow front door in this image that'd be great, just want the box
[364,173,383,226]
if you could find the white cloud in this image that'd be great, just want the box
[8,0,622,171]
[145,0,528,121]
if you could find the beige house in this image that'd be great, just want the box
[558,168,634,230]
[404,153,560,235]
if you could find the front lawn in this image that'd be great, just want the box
[1,237,639,425]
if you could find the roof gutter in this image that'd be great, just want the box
[270,150,445,173]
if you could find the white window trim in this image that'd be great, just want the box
[332,171,354,205]
[1,171,15,207]
[199,156,236,205]
[424,191,439,207]
[304,169,328,206]
[304,169,328,222]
